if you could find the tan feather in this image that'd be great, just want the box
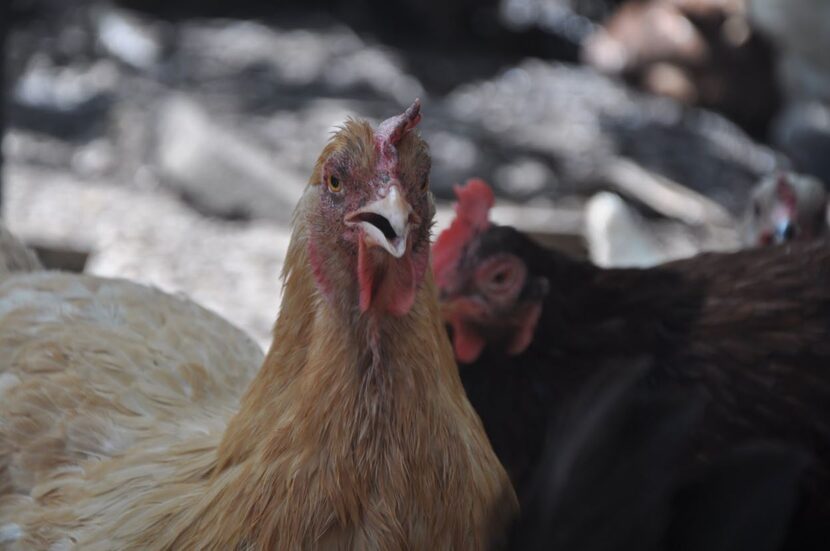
[0,273,263,549]
[0,122,516,549]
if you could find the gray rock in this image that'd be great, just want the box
[10,56,117,139]
[173,21,424,106]
[5,163,287,349]
[95,6,164,70]
[772,101,830,186]
[155,95,305,222]
[441,60,780,214]
[494,157,555,197]
[750,0,830,103]
[500,0,600,43]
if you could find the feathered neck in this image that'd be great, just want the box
[180,198,517,549]
[214,200,458,467]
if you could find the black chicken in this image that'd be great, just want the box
[507,361,808,551]
[434,179,830,549]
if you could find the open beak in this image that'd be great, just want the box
[345,185,412,258]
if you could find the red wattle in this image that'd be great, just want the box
[358,237,418,317]
[451,317,487,363]
[377,254,417,317]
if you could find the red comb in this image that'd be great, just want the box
[776,174,798,213]
[377,99,421,146]
[433,179,495,289]
[376,99,422,174]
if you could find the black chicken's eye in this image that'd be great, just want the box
[492,270,508,285]
[327,175,342,193]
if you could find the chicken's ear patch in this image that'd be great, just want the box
[507,303,543,356]
[506,277,548,356]
[433,179,496,290]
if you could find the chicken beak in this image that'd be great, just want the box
[774,220,795,243]
[345,185,412,258]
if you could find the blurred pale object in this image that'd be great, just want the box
[96,6,162,70]
[585,191,739,267]
[583,0,778,136]
[5,164,286,350]
[585,192,666,267]
[750,0,830,102]
[156,95,305,223]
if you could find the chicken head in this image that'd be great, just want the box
[743,171,828,247]
[434,179,548,363]
[306,100,433,317]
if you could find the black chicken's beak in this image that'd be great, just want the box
[345,184,412,258]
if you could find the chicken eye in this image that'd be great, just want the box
[327,175,342,193]
[492,270,509,286]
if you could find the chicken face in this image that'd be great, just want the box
[743,172,828,247]
[307,101,433,317]
[434,180,548,363]
[441,248,547,363]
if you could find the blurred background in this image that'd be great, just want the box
[2,0,828,347]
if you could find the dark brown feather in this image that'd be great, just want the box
[446,225,830,547]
